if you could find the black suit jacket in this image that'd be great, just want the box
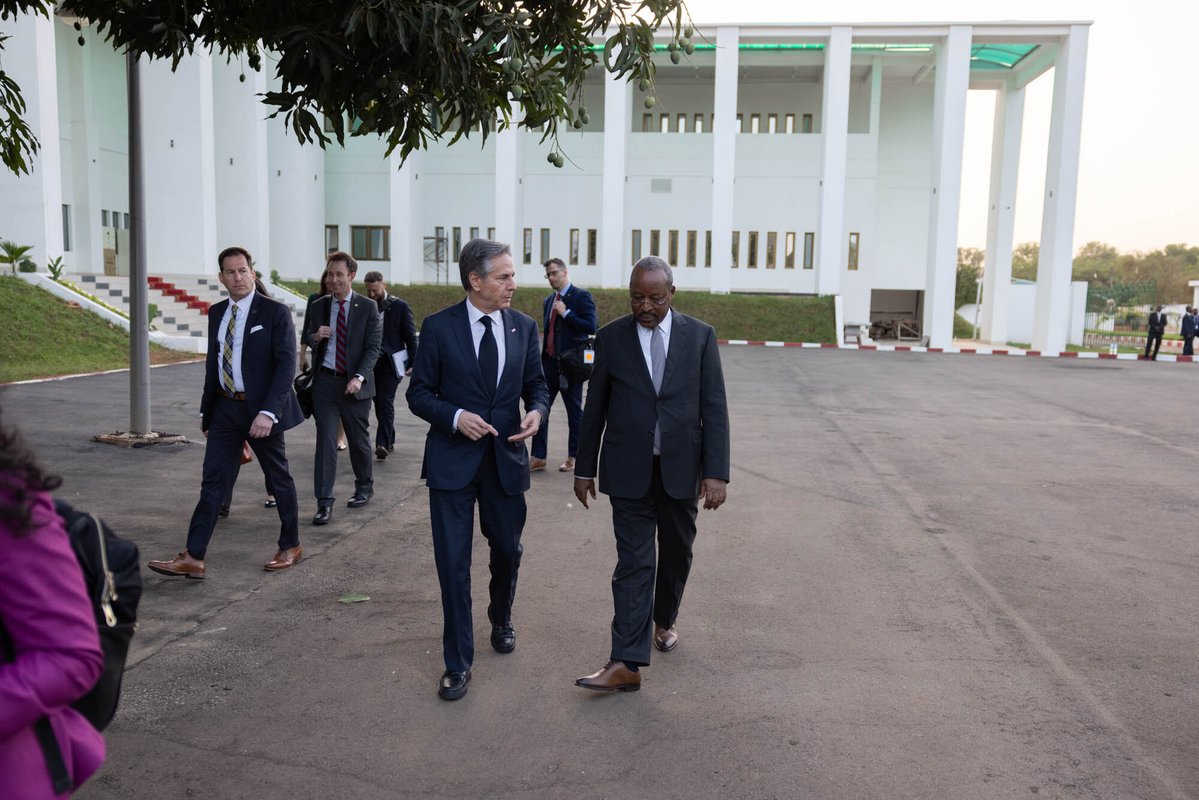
[542,284,597,356]
[200,292,303,433]
[377,294,419,375]
[1149,312,1167,335]
[301,292,382,399]
[576,311,730,500]
[406,300,549,495]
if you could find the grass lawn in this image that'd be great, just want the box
[280,281,836,343]
[0,276,199,383]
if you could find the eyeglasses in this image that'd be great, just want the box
[630,294,670,308]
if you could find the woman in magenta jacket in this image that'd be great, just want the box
[0,419,105,797]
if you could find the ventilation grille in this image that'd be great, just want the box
[650,178,673,194]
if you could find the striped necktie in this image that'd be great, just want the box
[221,303,237,393]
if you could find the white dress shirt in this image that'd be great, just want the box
[213,290,276,422]
[453,299,507,432]
[636,308,672,380]
[322,296,351,372]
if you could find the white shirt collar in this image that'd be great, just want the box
[637,308,673,339]
[230,290,255,313]
[466,297,502,327]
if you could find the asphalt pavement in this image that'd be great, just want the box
[2,348,1196,799]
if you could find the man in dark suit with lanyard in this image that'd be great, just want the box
[530,257,597,474]
[148,246,304,578]
[363,270,418,460]
[573,256,730,692]
[406,238,549,701]
[302,252,381,525]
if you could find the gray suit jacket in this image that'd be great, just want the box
[301,291,382,399]
[576,311,730,500]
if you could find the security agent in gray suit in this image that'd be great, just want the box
[302,251,382,525]
[573,256,730,693]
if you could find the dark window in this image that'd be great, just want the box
[631,230,642,263]
[747,231,758,268]
[522,228,533,264]
[61,205,71,252]
[668,230,679,265]
[705,230,711,267]
[686,230,697,267]
[452,227,462,261]
[350,226,389,261]
[802,113,814,133]
[848,232,860,270]
[325,225,339,253]
[649,230,661,256]
[540,228,551,263]
[488,227,495,240]
[470,226,480,240]
[569,229,580,265]
[642,114,653,132]
[731,231,740,268]
[766,232,777,269]
[587,229,597,266]
[804,232,815,269]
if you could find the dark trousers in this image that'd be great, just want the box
[531,355,583,460]
[313,371,373,506]
[428,442,527,674]
[607,459,698,666]
[1184,336,1194,356]
[1145,332,1163,359]
[186,396,299,560]
[372,365,401,450]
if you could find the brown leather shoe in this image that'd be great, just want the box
[558,457,576,472]
[264,546,303,571]
[147,551,205,579]
[529,458,547,472]
[654,624,678,652]
[575,660,641,692]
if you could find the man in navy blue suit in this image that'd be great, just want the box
[406,238,549,701]
[530,257,597,474]
[148,246,305,579]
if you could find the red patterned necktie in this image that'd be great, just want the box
[546,293,560,356]
[336,300,347,374]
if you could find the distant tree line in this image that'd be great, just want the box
[956,242,1199,309]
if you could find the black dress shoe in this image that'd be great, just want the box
[218,504,230,518]
[490,623,516,654]
[375,446,388,460]
[438,669,471,701]
[347,492,372,508]
[312,507,332,525]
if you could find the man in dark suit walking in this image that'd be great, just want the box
[302,252,381,525]
[1145,305,1167,360]
[406,238,549,701]
[530,257,597,474]
[1182,306,1195,356]
[363,271,418,460]
[148,246,305,578]
[573,256,730,692]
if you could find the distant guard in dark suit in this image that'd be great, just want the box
[302,252,382,525]
[148,246,305,578]
[406,238,549,701]
[530,257,597,474]
[573,256,730,692]
[1182,306,1195,356]
[363,270,418,460]
[1145,305,1167,360]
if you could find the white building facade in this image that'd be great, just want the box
[1,17,1090,351]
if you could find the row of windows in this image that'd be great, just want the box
[640,112,815,135]
[101,209,130,230]
[325,223,861,271]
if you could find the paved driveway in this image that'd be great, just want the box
[4,348,1195,799]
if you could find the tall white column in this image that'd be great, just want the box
[980,82,1025,345]
[1033,26,1090,354]
[815,26,852,297]
[388,150,421,285]
[709,26,740,294]
[0,13,63,266]
[66,29,104,274]
[494,117,523,268]
[142,52,217,275]
[600,66,630,289]
[923,26,972,348]
[267,66,324,280]
[212,61,270,267]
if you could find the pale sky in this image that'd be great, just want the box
[683,0,1197,254]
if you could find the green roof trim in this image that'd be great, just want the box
[584,41,1038,70]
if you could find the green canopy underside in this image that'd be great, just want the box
[617,42,1039,71]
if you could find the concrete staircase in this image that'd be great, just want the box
[65,274,307,344]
